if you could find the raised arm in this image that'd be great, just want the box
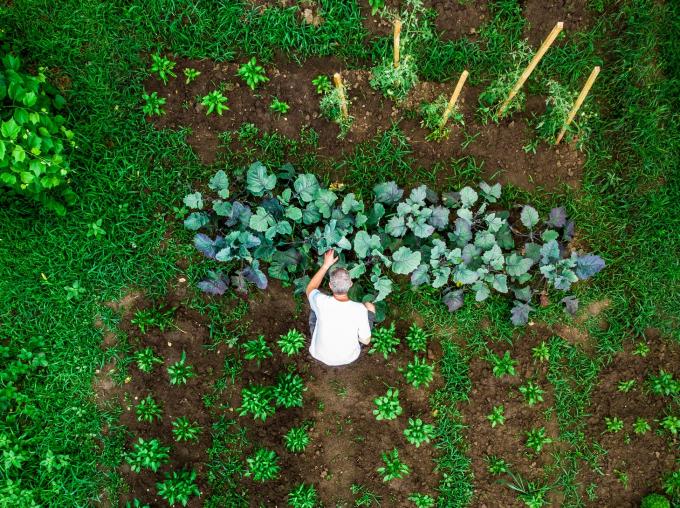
[305,249,338,296]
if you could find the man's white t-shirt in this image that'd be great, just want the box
[308,289,371,366]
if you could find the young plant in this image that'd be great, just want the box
[633,417,651,435]
[131,307,175,334]
[167,351,196,385]
[273,371,305,408]
[237,57,269,90]
[373,387,402,421]
[351,483,381,506]
[135,394,162,423]
[402,356,434,388]
[617,379,636,393]
[659,415,680,436]
[134,347,163,373]
[640,493,671,508]
[632,341,650,357]
[485,455,510,475]
[288,483,318,508]
[311,75,331,94]
[377,448,410,482]
[142,91,166,116]
[126,437,170,473]
[408,493,435,508]
[519,381,545,406]
[270,98,290,115]
[403,418,434,447]
[505,472,550,508]
[647,369,679,396]
[604,416,624,433]
[284,426,310,453]
[201,90,229,115]
[420,95,463,141]
[150,53,176,84]
[172,416,202,442]
[278,329,306,356]
[525,427,553,453]
[488,351,517,377]
[319,86,352,137]
[368,0,385,15]
[368,323,399,359]
[370,56,418,101]
[663,469,680,498]
[156,469,200,507]
[242,336,272,365]
[405,324,428,353]
[486,404,505,428]
[245,448,280,482]
[238,384,275,421]
[183,67,201,84]
[531,341,550,363]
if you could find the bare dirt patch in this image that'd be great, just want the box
[522,0,594,46]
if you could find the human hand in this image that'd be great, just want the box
[322,249,338,268]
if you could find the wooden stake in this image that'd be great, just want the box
[333,73,348,119]
[555,66,600,144]
[439,70,469,130]
[498,21,564,117]
[393,19,402,69]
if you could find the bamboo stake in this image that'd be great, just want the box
[393,19,402,69]
[555,66,600,144]
[498,21,564,117]
[439,70,469,130]
[333,73,348,120]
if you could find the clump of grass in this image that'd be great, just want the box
[370,56,418,101]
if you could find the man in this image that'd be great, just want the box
[305,249,376,366]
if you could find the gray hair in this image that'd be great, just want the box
[329,268,353,295]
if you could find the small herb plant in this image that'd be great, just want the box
[142,91,166,116]
[647,369,679,396]
[319,85,352,137]
[373,388,402,420]
[156,469,200,507]
[370,56,418,101]
[242,336,273,365]
[273,371,305,408]
[368,323,399,359]
[284,426,310,453]
[487,405,505,428]
[604,416,624,433]
[378,448,410,482]
[126,437,170,473]
[172,416,202,442]
[238,384,275,421]
[368,0,385,16]
[288,483,318,508]
[531,341,550,363]
[183,67,201,84]
[633,417,651,435]
[167,351,196,385]
[405,324,428,353]
[506,472,550,508]
[277,329,306,356]
[408,493,435,508]
[270,98,290,115]
[632,341,650,357]
[237,57,269,90]
[135,394,162,422]
[420,95,463,141]
[659,415,679,436]
[525,427,553,453]
[150,53,176,84]
[312,75,331,94]
[402,356,434,388]
[617,379,636,393]
[485,455,510,475]
[201,90,229,115]
[131,306,175,334]
[663,469,680,498]
[489,351,517,377]
[134,347,163,373]
[403,418,434,447]
[519,381,545,406]
[245,448,280,482]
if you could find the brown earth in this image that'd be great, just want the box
[522,0,593,46]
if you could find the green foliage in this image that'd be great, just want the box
[663,470,680,498]
[135,394,162,423]
[377,448,410,482]
[237,57,268,90]
[167,351,196,385]
[238,384,275,421]
[125,500,150,508]
[270,98,290,115]
[245,448,280,482]
[617,379,635,393]
[486,404,505,427]
[311,75,331,94]
[525,427,553,454]
[288,483,318,508]
[201,90,229,115]
[505,472,550,508]
[156,469,201,507]
[604,416,624,433]
[489,351,517,377]
[0,52,76,214]
[284,426,310,453]
[408,493,435,508]
[277,329,306,356]
[351,483,381,506]
[242,336,273,365]
[659,415,679,436]
[368,323,399,359]
[142,91,166,116]
[485,455,510,475]
[126,437,170,473]
[641,493,671,508]
[633,341,650,357]
[172,416,202,442]
[519,381,545,406]
[647,369,679,396]
[403,417,434,447]
[134,347,163,373]
[131,306,175,334]
[368,0,385,16]
[370,56,418,101]
[402,355,434,388]
[273,371,305,408]
[405,324,428,353]
[183,68,201,84]
[420,94,463,141]
[373,387,402,420]
[531,341,549,363]
[319,86,352,137]
[633,417,651,435]
[150,53,176,84]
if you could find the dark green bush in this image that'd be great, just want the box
[641,493,670,508]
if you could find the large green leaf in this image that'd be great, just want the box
[247,161,277,196]
[183,192,203,210]
[209,170,230,198]
[506,254,534,277]
[353,231,381,258]
[392,247,421,275]
[293,173,319,202]
[249,207,274,232]
[520,205,539,229]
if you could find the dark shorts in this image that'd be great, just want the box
[309,310,375,337]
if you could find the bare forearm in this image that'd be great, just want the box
[306,265,330,295]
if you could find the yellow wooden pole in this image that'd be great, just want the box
[498,22,564,117]
[555,66,601,144]
[439,70,469,130]
[393,19,402,69]
[333,73,348,120]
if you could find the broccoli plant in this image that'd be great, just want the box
[238,384,275,421]
[373,387,402,420]
[126,437,170,473]
[525,427,553,453]
[246,448,280,482]
[150,53,176,84]
[312,75,331,94]
[377,448,410,482]
[135,394,162,422]
[403,418,434,447]
[405,324,428,353]
[270,98,290,115]
[519,381,545,406]
[485,455,510,475]
[201,90,229,115]
[368,323,399,359]
[156,469,200,507]
[288,483,319,508]
[277,329,306,356]
[172,417,202,442]
[486,404,505,427]
[134,347,163,373]
[242,336,273,365]
[284,426,310,453]
[401,356,434,388]
[273,371,305,408]
[142,91,166,116]
[183,67,201,84]
[237,58,269,90]
[408,493,435,508]
[167,351,196,385]
[488,351,517,377]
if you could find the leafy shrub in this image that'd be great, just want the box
[135,395,162,422]
[519,381,544,406]
[288,483,318,508]
[126,437,170,473]
[373,387,402,420]
[201,90,229,115]
[134,347,163,373]
[242,336,272,365]
[641,493,670,508]
[486,405,505,427]
[405,324,428,353]
[370,56,418,101]
[489,351,517,377]
[172,417,202,442]
[284,426,310,453]
[150,53,176,84]
[156,469,200,507]
[368,323,399,359]
[184,163,605,324]
[273,371,305,408]
[0,52,77,214]
[167,351,196,385]
[420,94,463,141]
[245,448,280,482]
[525,427,552,453]
[277,329,306,356]
[408,493,435,508]
[142,91,166,116]
[403,418,434,447]
[270,98,290,115]
[377,448,410,482]
[238,384,275,421]
[237,58,268,90]
[402,356,434,388]
[319,86,352,137]
[311,75,331,94]
[183,68,200,84]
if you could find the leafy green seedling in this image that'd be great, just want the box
[134,347,163,373]
[617,380,636,393]
[131,307,175,334]
[485,455,510,475]
[277,329,306,356]
[519,381,545,406]
[238,384,275,421]
[370,56,418,100]
[201,90,229,115]
[284,426,310,453]
[604,416,624,433]
[373,388,402,420]
[125,499,150,508]
[135,395,162,423]
[126,437,170,473]
[319,85,352,137]
[246,448,280,482]
[142,91,166,116]
[273,371,305,408]
[156,469,200,507]
[377,448,410,482]
[488,351,517,377]
[420,95,462,141]
[401,356,434,388]
[150,53,176,84]
[525,427,553,453]
[87,218,106,238]
[238,57,269,90]
[405,324,428,353]
[663,470,680,497]
[172,416,202,442]
[403,418,434,447]
[167,351,196,385]
[368,0,385,15]
[312,75,331,94]
[408,493,435,508]
[633,417,651,435]
[368,323,399,359]
[632,341,650,357]
[288,483,318,508]
[183,68,201,84]
[659,415,679,436]
[270,98,290,115]
[486,405,505,428]
[242,336,273,365]
[647,369,679,396]
[531,341,550,363]
[505,472,550,508]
